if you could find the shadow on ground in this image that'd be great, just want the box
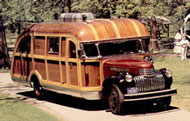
[17,90,179,115]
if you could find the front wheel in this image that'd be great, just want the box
[157,96,171,110]
[163,96,171,109]
[108,84,124,114]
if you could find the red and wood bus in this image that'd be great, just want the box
[11,13,177,114]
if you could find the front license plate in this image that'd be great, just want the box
[127,87,138,94]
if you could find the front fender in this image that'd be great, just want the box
[159,68,173,89]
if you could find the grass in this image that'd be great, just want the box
[0,69,10,73]
[153,56,190,111]
[0,94,57,121]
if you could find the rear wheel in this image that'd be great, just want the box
[33,79,44,100]
[108,84,124,114]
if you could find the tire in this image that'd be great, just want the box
[163,96,171,109]
[108,84,124,114]
[33,81,44,100]
[158,96,171,110]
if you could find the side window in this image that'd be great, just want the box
[69,41,76,58]
[16,36,31,54]
[48,37,59,55]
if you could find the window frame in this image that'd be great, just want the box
[69,40,77,58]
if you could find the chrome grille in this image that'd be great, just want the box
[134,74,165,92]
[139,68,155,77]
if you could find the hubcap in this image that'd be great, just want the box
[35,87,41,96]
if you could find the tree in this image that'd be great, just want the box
[71,0,190,51]
[0,16,10,69]
[0,0,65,34]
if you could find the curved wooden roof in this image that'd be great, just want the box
[29,18,149,42]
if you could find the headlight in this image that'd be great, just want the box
[144,56,149,61]
[125,73,133,82]
[165,69,172,78]
[144,56,153,62]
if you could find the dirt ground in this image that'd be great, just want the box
[1,73,190,121]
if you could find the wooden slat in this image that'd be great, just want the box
[30,19,149,42]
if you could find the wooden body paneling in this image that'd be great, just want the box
[13,56,22,75]
[47,60,60,82]
[29,19,149,42]
[61,62,67,83]
[34,59,46,80]
[34,36,45,55]
[61,37,66,57]
[69,62,78,86]
[11,18,150,93]
[23,57,32,76]
[81,62,100,87]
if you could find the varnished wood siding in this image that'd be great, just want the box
[61,38,66,57]
[23,57,32,76]
[61,62,67,83]
[30,19,149,42]
[81,62,100,87]
[34,36,45,55]
[13,56,22,75]
[34,59,46,80]
[69,62,78,86]
[47,60,60,82]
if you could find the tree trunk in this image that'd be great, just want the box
[0,16,10,69]
[17,22,21,35]
[150,16,160,51]
[65,0,71,13]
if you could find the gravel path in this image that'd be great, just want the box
[1,73,190,121]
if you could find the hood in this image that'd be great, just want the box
[103,56,153,69]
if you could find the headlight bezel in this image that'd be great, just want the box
[165,69,172,78]
[125,73,133,83]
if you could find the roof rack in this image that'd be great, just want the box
[60,13,94,22]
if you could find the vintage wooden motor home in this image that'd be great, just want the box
[11,13,177,114]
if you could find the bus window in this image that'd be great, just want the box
[69,41,76,58]
[16,36,31,54]
[48,37,59,55]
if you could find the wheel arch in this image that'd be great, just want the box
[29,70,42,88]
[102,77,120,98]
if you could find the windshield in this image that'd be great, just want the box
[83,38,150,57]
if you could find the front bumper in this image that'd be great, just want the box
[124,88,177,102]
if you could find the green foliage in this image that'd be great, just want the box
[1,0,190,35]
[0,0,65,34]
[71,0,190,34]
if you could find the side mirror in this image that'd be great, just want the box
[78,49,85,60]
